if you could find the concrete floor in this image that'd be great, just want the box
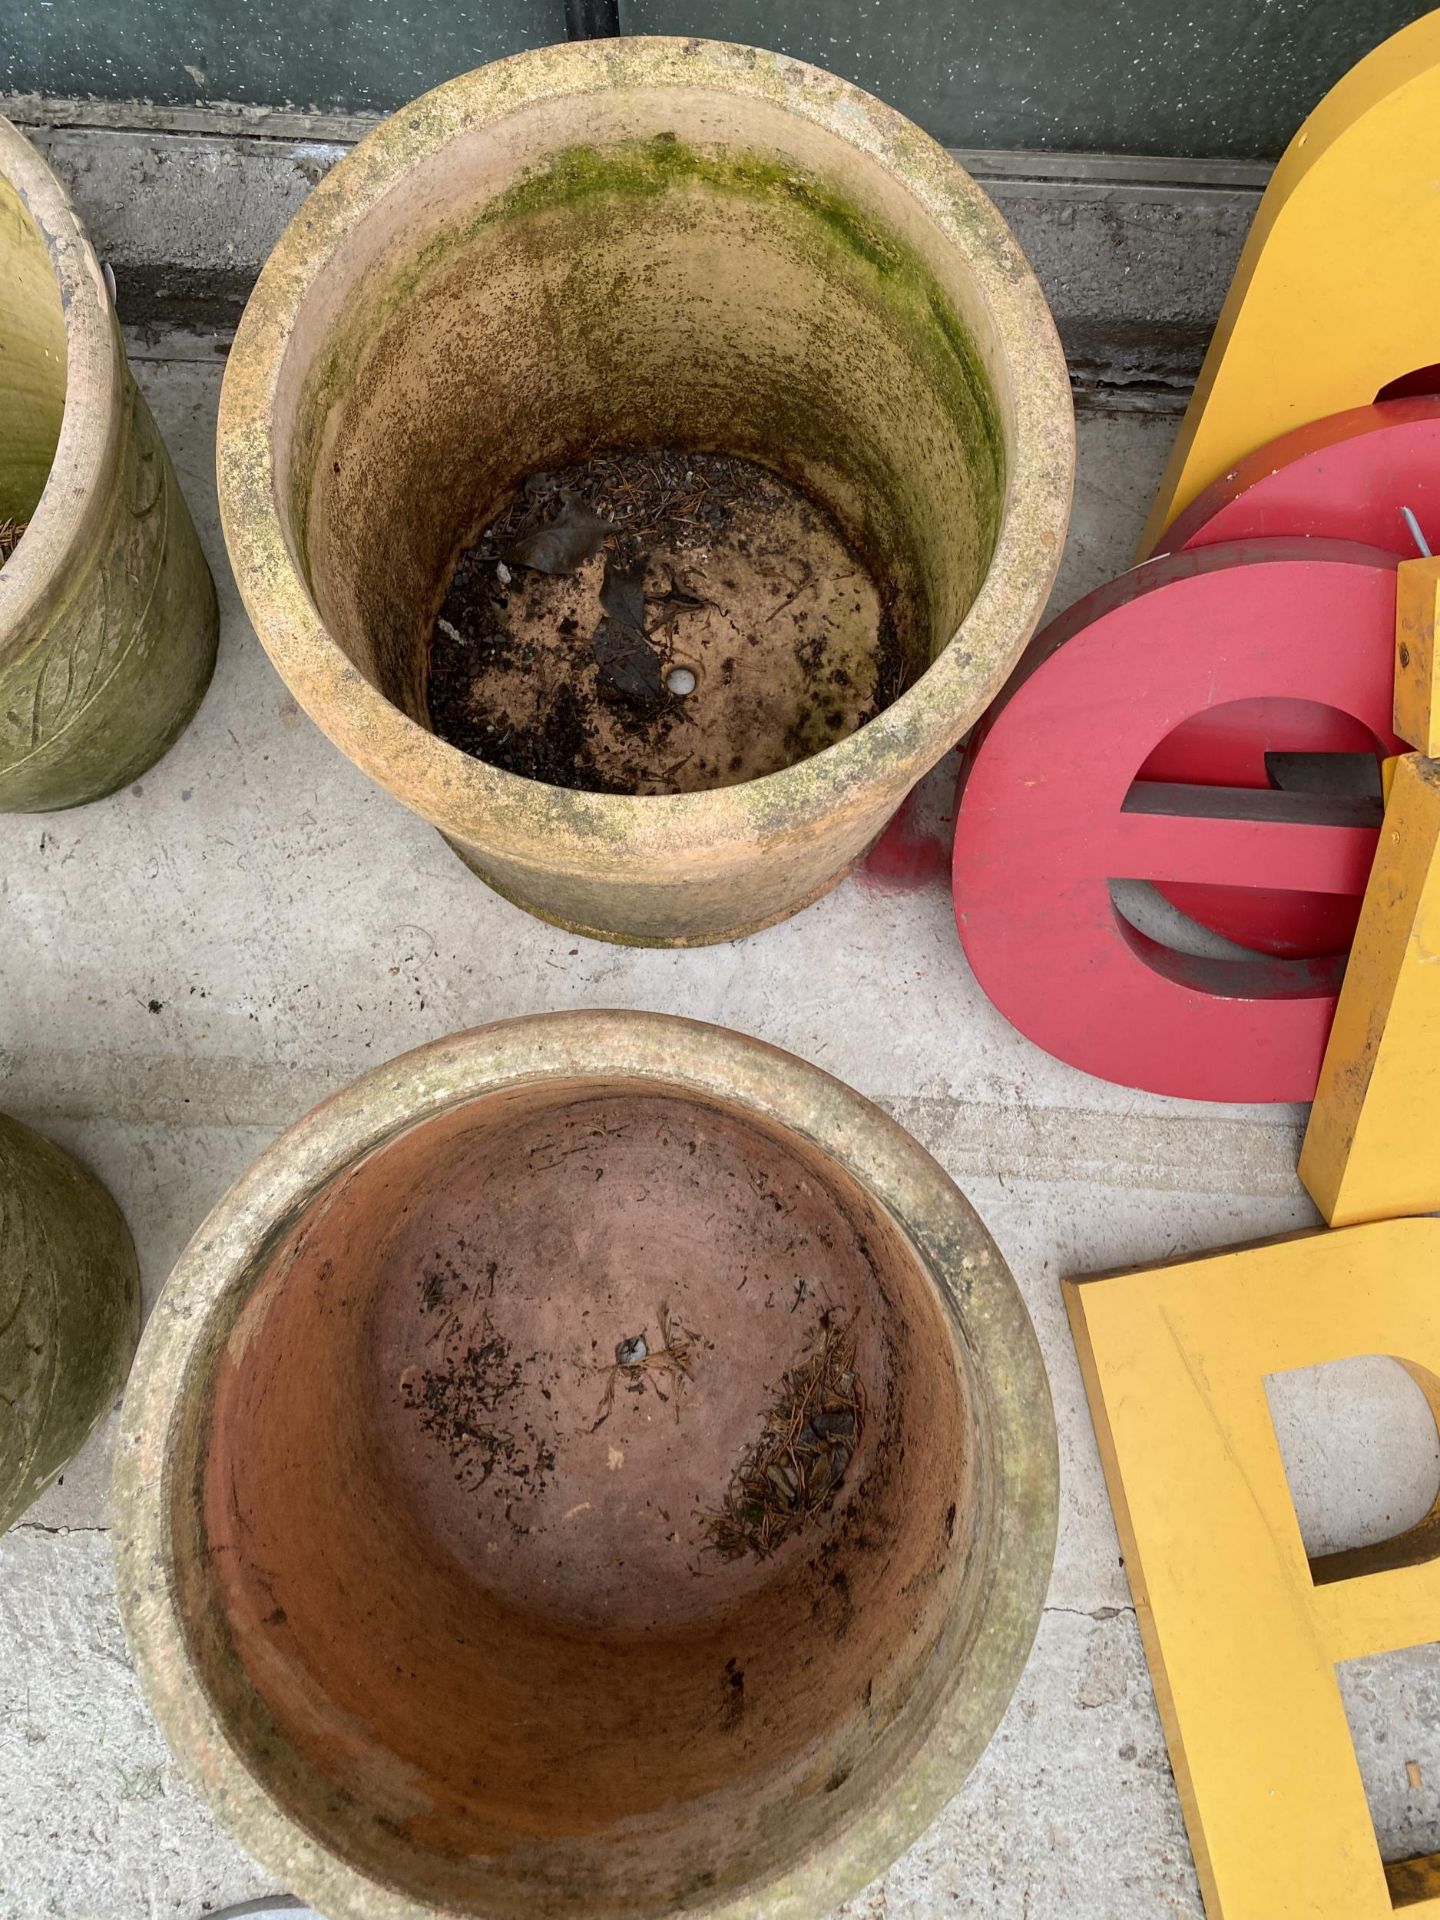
[2,339,1439,1919]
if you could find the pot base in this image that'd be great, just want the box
[368,1091,897,1629]
[441,829,857,945]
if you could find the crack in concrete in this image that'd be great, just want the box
[12,1521,112,1536]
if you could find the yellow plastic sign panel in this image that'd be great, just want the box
[1396,559,1440,759]
[1299,753,1440,1227]
[1065,1221,1440,1918]
[1139,10,1440,557]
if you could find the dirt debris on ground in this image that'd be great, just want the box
[426,448,911,796]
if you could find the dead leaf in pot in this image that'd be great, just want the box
[505,492,612,575]
[593,554,664,707]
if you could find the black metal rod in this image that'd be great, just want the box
[565,0,621,37]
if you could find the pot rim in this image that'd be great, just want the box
[217,36,1074,861]
[114,1009,1058,1920]
[0,113,123,662]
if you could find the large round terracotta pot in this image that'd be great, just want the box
[0,115,217,812]
[218,38,1073,945]
[115,1013,1057,1920]
[0,1114,140,1530]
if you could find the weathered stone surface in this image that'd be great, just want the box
[0,1529,272,1920]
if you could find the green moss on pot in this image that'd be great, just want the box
[0,116,219,814]
[294,135,1004,598]
[221,39,1072,945]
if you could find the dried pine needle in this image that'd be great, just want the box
[707,1314,865,1560]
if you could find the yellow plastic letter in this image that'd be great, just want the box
[1139,11,1440,556]
[1065,1219,1440,1917]
[1395,559,1440,759]
[1299,753,1440,1227]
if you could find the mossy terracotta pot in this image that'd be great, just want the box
[0,114,217,812]
[116,1012,1057,1920]
[218,38,1073,944]
[0,1114,140,1530]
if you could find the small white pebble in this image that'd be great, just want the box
[437,617,464,645]
[496,560,512,585]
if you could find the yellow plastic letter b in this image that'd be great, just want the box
[1066,1219,1440,1917]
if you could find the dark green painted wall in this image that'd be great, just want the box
[620,0,1429,157]
[0,0,568,115]
[0,0,1429,157]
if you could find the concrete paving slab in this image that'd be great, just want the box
[2,348,1436,1916]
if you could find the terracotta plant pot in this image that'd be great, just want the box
[218,38,1072,944]
[116,1013,1057,1920]
[0,1114,140,1531]
[0,115,217,812]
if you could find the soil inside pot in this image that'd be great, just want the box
[425,449,910,794]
